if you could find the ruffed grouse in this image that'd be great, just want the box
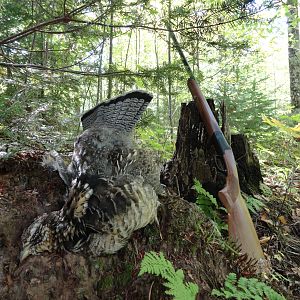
[20,91,160,261]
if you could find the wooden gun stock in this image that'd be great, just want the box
[187,79,266,264]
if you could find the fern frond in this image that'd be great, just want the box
[139,251,174,279]
[193,179,227,234]
[193,179,218,208]
[139,251,199,300]
[212,273,286,300]
[245,196,265,214]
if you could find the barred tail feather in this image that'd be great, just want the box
[81,90,153,131]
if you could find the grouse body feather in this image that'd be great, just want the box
[21,90,160,260]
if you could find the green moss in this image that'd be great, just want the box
[115,263,134,286]
[97,275,114,290]
[96,263,134,293]
[77,266,87,281]
[143,224,160,245]
[93,258,104,270]
[190,243,198,256]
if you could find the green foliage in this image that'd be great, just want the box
[139,251,199,300]
[212,273,286,300]
[193,179,227,234]
[245,196,265,214]
[211,70,275,138]
[136,122,174,160]
[194,179,218,216]
[263,115,300,139]
[257,114,300,193]
[259,183,273,197]
[136,109,156,129]
[0,94,25,126]
[0,0,281,156]
[257,132,299,169]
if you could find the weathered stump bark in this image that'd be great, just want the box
[161,101,263,201]
[231,134,263,195]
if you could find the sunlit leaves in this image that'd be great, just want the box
[262,115,300,138]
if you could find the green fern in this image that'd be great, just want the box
[245,196,265,214]
[193,179,227,233]
[139,251,199,300]
[212,273,286,300]
[193,179,218,212]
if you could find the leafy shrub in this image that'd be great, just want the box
[262,115,300,139]
[136,123,174,160]
[257,114,300,193]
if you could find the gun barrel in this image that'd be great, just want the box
[187,79,231,155]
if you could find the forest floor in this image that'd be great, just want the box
[0,149,299,299]
[253,165,300,298]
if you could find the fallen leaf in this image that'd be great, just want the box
[260,236,271,244]
[274,253,284,262]
[260,212,274,225]
[278,215,287,225]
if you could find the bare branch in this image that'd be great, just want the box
[0,62,152,77]
[0,16,72,45]
[2,45,70,52]
[0,0,98,45]
[36,27,85,34]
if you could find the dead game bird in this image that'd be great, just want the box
[20,91,161,261]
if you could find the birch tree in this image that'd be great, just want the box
[286,0,300,110]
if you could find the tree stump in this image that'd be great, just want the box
[231,134,263,195]
[161,101,263,201]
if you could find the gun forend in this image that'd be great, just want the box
[218,150,265,262]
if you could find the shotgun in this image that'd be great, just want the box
[168,26,267,269]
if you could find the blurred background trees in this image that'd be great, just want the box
[0,0,299,180]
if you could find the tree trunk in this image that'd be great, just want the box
[124,30,132,70]
[167,0,173,138]
[154,32,160,117]
[107,1,114,99]
[161,101,225,201]
[96,39,106,104]
[287,0,300,110]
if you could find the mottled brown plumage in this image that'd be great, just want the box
[21,90,160,261]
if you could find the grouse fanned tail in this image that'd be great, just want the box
[81,90,153,131]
